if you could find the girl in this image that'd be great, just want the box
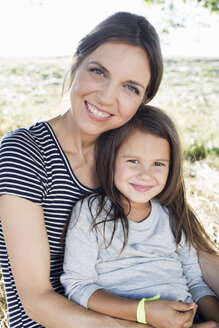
[61,105,219,328]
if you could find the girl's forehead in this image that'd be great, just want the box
[117,130,170,158]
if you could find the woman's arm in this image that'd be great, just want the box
[0,194,147,328]
[197,296,219,323]
[198,250,219,296]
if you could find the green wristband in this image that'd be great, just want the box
[136,294,160,324]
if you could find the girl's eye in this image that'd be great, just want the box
[125,85,140,95]
[89,68,105,77]
[128,159,139,164]
[154,162,165,166]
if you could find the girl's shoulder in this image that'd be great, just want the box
[75,194,110,212]
[72,194,112,223]
[151,199,169,216]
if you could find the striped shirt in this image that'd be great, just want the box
[0,121,94,327]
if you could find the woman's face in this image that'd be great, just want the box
[69,42,151,137]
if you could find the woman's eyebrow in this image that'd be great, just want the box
[126,80,146,90]
[88,61,109,73]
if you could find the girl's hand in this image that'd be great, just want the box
[145,299,197,328]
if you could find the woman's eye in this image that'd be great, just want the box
[89,68,104,76]
[125,85,140,95]
[128,159,139,164]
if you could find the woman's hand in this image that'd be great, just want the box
[192,322,219,328]
[145,299,197,328]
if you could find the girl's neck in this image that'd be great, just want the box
[125,201,151,223]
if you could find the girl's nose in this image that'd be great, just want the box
[96,82,117,106]
[137,166,151,179]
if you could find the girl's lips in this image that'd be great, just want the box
[85,101,113,121]
[130,183,154,192]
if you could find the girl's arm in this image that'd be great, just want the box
[88,289,196,328]
[198,250,219,297]
[0,194,147,328]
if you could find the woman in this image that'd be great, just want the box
[0,11,218,328]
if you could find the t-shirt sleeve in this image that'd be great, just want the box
[0,130,47,204]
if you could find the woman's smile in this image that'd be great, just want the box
[85,101,112,121]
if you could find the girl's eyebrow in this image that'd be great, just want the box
[122,155,170,162]
[154,159,170,162]
[88,61,146,90]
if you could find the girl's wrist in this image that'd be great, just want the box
[136,295,160,324]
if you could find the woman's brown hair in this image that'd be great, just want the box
[64,11,163,103]
[89,104,217,254]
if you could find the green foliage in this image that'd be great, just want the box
[143,0,219,13]
[197,0,219,13]
[184,142,218,162]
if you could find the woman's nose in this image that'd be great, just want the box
[96,82,118,106]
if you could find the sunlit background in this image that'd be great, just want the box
[0,0,218,57]
[0,2,219,327]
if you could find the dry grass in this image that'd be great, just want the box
[0,271,8,328]
[0,56,218,327]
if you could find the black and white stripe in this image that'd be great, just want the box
[0,122,93,327]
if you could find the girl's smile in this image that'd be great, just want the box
[129,183,154,192]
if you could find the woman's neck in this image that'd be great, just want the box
[48,109,99,189]
[49,109,98,152]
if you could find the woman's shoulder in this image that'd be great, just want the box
[0,121,55,158]
[1,121,49,145]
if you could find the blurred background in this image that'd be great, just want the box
[0,1,218,327]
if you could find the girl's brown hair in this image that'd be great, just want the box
[88,104,217,254]
[64,11,163,103]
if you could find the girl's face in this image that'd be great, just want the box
[114,130,170,212]
[69,42,151,137]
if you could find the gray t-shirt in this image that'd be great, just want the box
[61,197,215,308]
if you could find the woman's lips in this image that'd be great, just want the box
[85,101,113,121]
